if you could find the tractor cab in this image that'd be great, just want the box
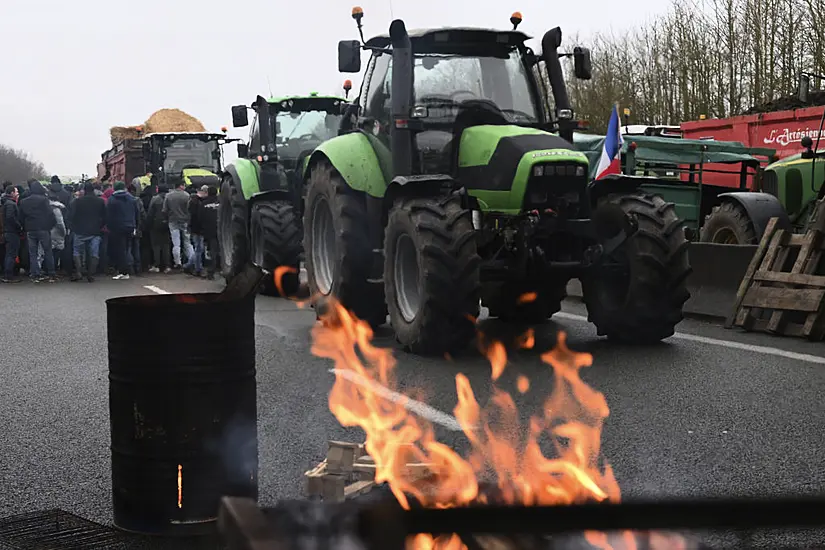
[141,132,227,189]
[231,92,348,191]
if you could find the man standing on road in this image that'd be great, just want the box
[146,185,171,273]
[106,181,140,280]
[127,183,146,275]
[200,185,220,280]
[19,180,57,283]
[69,182,106,282]
[2,186,23,283]
[162,181,195,270]
[183,185,207,276]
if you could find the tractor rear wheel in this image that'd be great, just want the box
[700,201,758,244]
[250,200,302,297]
[581,192,691,343]
[219,176,248,282]
[384,195,481,355]
[303,161,386,327]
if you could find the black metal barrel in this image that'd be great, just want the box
[107,289,258,536]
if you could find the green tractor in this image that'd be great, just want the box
[300,8,692,355]
[220,91,350,294]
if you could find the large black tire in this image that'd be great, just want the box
[581,192,691,343]
[384,195,481,355]
[700,201,758,244]
[303,161,386,327]
[482,281,566,324]
[250,200,302,297]
[219,175,249,281]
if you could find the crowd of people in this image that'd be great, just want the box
[0,175,220,284]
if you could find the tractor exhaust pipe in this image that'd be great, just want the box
[542,28,574,143]
[389,19,414,177]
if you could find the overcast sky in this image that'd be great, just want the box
[0,0,670,176]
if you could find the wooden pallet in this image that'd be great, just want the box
[304,441,433,502]
[727,217,825,340]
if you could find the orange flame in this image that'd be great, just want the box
[273,266,297,297]
[517,291,537,304]
[311,298,678,549]
[177,464,182,509]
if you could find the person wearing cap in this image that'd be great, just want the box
[200,186,220,280]
[183,185,208,276]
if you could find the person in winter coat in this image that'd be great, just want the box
[99,187,115,273]
[127,183,146,275]
[162,181,195,269]
[19,180,56,282]
[183,185,207,276]
[68,182,106,282]
[37,198,66,275]
[106,181,141,280]
[200,185,220,280]
[48,175,72,208]
[2,186,23,283]
[146,185,171,272]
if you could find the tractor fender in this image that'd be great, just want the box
[232,158,261,200]
[718,192,792,240]
[223,165,245,203]
[588,174,651,204]
[382,174,461,228]
[305,132,387,197]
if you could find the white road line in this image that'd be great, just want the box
[329,368,465,431]
[554,311,825,366]
[143,285,170,295]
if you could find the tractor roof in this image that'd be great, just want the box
[267,94,347,103]
[264,94,347,113]
[365,27,531,51]
[143,131,226,140]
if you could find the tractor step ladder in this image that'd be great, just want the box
[727,217,825,340]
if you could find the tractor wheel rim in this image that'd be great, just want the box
[394,233,421,323]
[712,228,738,244]
[311,197,335,295]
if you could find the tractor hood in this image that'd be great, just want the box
[457,125,588,214]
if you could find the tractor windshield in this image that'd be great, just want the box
[413,49,538,124]
[162,139,219,174]
[275,111,341,163]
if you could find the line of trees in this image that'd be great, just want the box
[562,0,825,132]
[0,144,47,184]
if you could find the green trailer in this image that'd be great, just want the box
[573,133,787,244]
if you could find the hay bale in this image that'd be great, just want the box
[110,125,143,145]
[143,108,206,134]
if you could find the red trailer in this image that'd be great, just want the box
[680,106,825,188]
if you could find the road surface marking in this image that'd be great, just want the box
[554,312,825,366]
[328,368,466,431]
[144,285,170,294]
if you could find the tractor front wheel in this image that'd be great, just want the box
[384,195,481,356]
[303,161,386,327]
[581,192,691,343]
[700,201,758,244]
[219,176,248,282]
[250,200,302,297]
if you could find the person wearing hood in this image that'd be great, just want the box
[2,186,23,283]
[36,195,67,276]
[48,175,71,208]
[19,180,57,282]
[106,181,140,280]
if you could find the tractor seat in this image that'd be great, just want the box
[449,99,509,175]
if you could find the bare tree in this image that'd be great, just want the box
[0,144,48,184]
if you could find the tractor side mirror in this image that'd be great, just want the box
[338,40,362,73]
[232,105,249,128]
[237,142,249,158]
[573,47,592,80]
[799,73,811,104]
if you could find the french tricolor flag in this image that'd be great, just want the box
[594,104,624,180]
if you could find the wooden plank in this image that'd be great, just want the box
[752,270,825,287]
[742,287,825,312]
[767,231,822,333]
[727,217,781,328]
[736,228,789,328]
[344,480,376,499]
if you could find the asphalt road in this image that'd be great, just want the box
[1,273,824,548]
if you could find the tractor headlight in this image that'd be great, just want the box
[532,165,544,177]
[576,165,585,177]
